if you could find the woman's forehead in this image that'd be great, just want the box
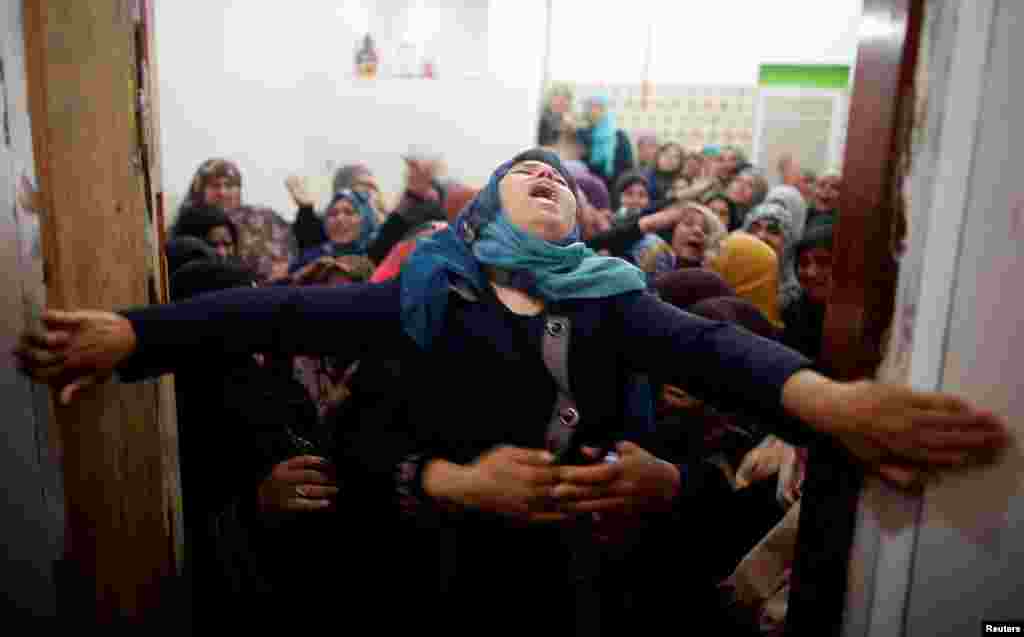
[510,160,555,172]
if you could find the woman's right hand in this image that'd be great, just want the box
[258,456,338,514]
[423,446,564,523]
[404,158,438,200]
[14,310,137,405]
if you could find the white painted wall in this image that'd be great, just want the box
[154,0,544,220]
[154,0,861,221]
[845,2,1024,635]
[549,0,863,85]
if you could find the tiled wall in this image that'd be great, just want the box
[568,83,759,155]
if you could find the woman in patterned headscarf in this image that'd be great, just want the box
[537,82,575,148]
[181,158,243,210]
[181,158,297,282]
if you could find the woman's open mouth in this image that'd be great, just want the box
[529,182,560,207]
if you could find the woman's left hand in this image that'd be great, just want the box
[783,371,1010,487]
[837,381,1008,486]
[552,441,681,515]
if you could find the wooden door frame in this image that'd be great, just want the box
[786,0,925,634]
[22,0,180,622]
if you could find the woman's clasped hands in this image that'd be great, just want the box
[424,441,680,526]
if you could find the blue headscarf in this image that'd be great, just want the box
[586,94,618,179]
[400,149,647,349]
[289,189,379,273]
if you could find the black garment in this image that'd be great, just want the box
[168,258,321,624]
[117,275,814,632]
[585,198,678,255]
[782,292,827,361]
[647,168,680,204]
[786,439,862,637]
[366,199,446,265]
[688,462,787,580]
[537,109,565,146]
[585,215,645,258]
[293,182,450,254]
[328,306,715,634]
[165,236,218,279]
[169,258,258,302]
[578,128,636,192]
[293,204,328,253]
[172,204,239,247]
[806,208,836,231]
[175,352,319,616]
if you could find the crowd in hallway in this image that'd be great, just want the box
[14,81,1008,635]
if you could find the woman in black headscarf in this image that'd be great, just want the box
[168,258,325,621]
[170,204,240,260]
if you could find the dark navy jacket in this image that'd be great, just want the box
[118,276,812,631]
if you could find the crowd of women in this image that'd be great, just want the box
[14,87,1008,635]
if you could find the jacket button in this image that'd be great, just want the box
[559,407,579,428]
[546,319,565,336]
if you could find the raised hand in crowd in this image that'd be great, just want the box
[285,175,317,209]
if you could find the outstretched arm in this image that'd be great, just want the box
[616,291,1009,485]
[15,279,404,403]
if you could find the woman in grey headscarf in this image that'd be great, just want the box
[743,201,802,312]
[764,185,808,240]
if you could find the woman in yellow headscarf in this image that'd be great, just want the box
[710,231,783,328]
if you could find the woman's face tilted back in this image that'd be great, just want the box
[498,160,578,243]
[671,207,709,264]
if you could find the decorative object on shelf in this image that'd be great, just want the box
[355,33,379,79]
